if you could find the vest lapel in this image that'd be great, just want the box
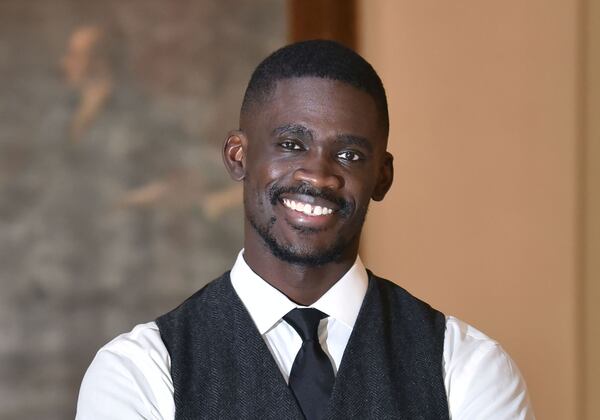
[226,278,305,418]
[324,274,449,420]
[158,274,304,420]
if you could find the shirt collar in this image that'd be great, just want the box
[230,250,368,334]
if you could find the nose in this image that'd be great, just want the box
[292,153,343,190]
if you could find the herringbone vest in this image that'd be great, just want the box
[156,271,449,419]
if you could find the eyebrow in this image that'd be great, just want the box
[271,123,313,141]
[271,124,373,153]
[334,134,374,153]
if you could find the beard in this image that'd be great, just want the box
[245,182,367,266]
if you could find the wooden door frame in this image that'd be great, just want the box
[288,0,357,50]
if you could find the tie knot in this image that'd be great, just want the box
[283,308,328,342]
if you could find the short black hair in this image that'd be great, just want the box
[241,39,389,135]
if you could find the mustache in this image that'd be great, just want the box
[269,183,353,216]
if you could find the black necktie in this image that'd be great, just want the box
[283,308,335,420]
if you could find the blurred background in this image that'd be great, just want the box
[0,1,597,419]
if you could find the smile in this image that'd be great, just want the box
[282,198,334,216]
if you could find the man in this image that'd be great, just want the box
[76,40,535,419]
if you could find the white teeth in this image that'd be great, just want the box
[282,199,333,216]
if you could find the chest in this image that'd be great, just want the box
[156,274,450,420]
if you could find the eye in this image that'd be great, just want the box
[337,150,362,162]
[279,140,303,150]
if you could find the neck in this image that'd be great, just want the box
[243,235,359,306]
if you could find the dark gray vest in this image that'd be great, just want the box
[156,272,449,419]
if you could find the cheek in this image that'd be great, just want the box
[264,151,297,177]
[245,143,287,178]
[247,157,291,189]
[347,174,377,201]
[243,168,276,210]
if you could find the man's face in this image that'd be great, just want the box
[238,77,392,265]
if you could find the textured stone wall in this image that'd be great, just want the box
[0,1,285,418]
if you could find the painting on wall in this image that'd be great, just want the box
[0,1,285,418]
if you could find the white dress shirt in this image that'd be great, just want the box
[76,251,535,419]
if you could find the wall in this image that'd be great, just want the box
[358,2,582,419]
[0,2,285,419]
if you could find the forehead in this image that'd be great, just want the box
[248,77,385,143]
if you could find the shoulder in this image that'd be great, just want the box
[368,272,446,323]
[369,272,433,303]
[443,316,535,419]
[365,274,535,418]
[76,322,174,420]
[100,321,169,359]
[157,272,232,324]
[444,315,502,360]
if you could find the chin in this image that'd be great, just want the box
[248,215,355,267]
[268,242,346,267]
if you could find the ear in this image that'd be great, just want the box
[371,151,394,201]
[222,130,247,181]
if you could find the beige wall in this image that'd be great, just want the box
[358,2,583,419]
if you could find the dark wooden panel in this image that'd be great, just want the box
[288,0,357,49]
